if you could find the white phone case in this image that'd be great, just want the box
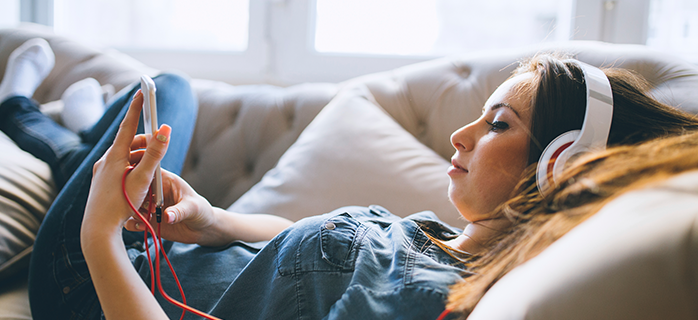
[140,75,164,208]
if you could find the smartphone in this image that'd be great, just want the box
[140,75,164,209]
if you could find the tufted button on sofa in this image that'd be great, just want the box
[1,23,698,319]
[183,80,338,207]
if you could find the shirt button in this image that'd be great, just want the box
[63,286,71,294]
[325,221,336,230]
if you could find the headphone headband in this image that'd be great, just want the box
[536,61,614,194]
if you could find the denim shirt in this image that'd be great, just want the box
[130,205,470,320]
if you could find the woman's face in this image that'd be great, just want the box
[448,74,532,222]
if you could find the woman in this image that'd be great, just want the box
[442,55,698,318]
[2,38,696,319]
[446,129,698,319]
[442,54,698,254]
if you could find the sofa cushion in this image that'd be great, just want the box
[182,80,338,208]
[0,276,31,320]
[468,170,698,320]
[347,41,698,164]
[228,84,463,227]
[0,131,55,283]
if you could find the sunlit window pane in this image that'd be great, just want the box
[314,0,562,56]
[54,0,249,51]
[646,0,698,62]
[0,0,21,29]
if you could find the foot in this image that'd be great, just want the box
[0,38,55,103]
[60,78,106,133]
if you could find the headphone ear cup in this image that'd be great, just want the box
[536,130,580,194]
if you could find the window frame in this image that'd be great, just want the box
[120,0,269,85]
[18,0,662,85]
[269,0,433,84]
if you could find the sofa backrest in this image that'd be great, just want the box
[350,41,698,161]
[2,25,697,210]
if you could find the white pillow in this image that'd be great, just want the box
[468,170,698,320]
[228,85,464,227]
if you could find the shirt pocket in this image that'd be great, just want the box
[320,212,369,270]
[275,209,370,275]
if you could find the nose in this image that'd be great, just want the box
[450,121,477,151]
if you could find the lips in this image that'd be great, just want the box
[449,158,468,174]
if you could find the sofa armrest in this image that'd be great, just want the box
[0,23,157,104]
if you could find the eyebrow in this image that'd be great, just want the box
[487,103,522,119]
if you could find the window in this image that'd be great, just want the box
[646,0,698,62]
[314,0,563,56]
[49,0,267,85]
[53,0,249,51]
[11,0,691,84]
[274,0,566,84]
[0,0,20,29]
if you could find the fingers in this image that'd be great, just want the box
[130,134,147,151]
[128,134,149,165]
[131,124,172,182]
[164,203,186,224]
[111,90,144,155]
[124,195,192,231]
[129,149,145,166]
[124,217,139,231]
[125,216,148,232]
[163,195,203,225]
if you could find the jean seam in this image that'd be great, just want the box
[12,113,81,182]
[52,176,92,312]
[13,114,68,158]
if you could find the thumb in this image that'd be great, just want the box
[164,198,200,224]
[132,124,171,181]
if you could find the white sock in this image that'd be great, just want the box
[0,38,55,103]
[60,78,106,133]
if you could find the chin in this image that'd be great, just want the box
[451,204,477,223]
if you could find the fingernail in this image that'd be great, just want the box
[156,125,171,142]
[135,222,141,230]
[167,212,175,224]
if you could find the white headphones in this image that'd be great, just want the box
[536,61,614,194]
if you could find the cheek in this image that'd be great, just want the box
[480,135,529,182]
[502,143,529,176]
[496,139,530,187]
[452,137,529,219]
[480,154,526,200]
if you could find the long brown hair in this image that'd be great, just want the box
[446,53,698,317]
[517,54,698,165]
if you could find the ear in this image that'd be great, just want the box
[536,130,580,194]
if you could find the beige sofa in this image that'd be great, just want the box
[1,24,697,319]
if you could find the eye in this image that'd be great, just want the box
[485,120,509,132]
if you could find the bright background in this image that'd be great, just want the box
[1,0,696,85]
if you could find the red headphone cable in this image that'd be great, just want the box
[122,166,222,320]
[436,308,452,320]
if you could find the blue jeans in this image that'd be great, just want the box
[0,74,198,320]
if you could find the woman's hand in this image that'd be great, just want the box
[81,89,291,248]
[82,90,172,237]
[80,90,172,320]
[123,168,225,246]
[124,168,293,247]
